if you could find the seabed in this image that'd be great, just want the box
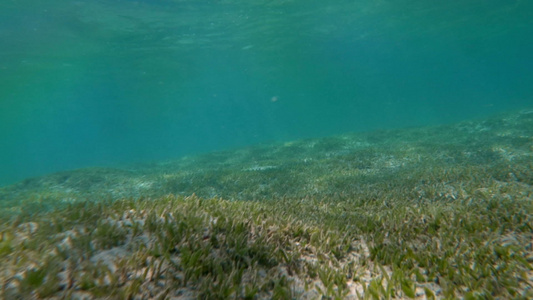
[0,110,532,299]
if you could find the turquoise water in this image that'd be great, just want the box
[1,0,532,186]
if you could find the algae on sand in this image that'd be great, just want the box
[0,109,532,299]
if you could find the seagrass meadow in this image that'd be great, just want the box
[0,109,532,299]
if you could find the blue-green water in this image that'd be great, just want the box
[1,0,532,186]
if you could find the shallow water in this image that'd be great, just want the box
[1,0,532,185]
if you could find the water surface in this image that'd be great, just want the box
[1,0,532,185]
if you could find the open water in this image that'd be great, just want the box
[1,0,532,186]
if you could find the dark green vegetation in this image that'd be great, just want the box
[0,109,532,299]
